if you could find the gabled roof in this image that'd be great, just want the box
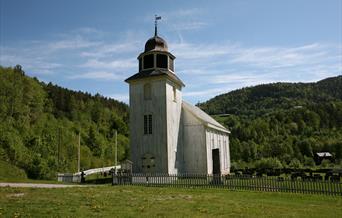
[125,69,185,87]
[182,101,230,133]
[316,152,332,157]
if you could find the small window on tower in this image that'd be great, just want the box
[144,114,153,135]
[143,54,154,69]
[156,54,167,68]
[173,86,177,102]
[144,83,151,100]
[148,114,152,134]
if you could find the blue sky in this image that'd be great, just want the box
[1,0,341,104]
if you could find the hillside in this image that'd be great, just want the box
[198,76,342,168]
[1,64,341,179]
[0,65,129,179]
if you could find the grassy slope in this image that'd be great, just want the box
[0,160,67,183]
[1,186,341,217]
[0,160,27,181]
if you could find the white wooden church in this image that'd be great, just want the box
[125,25,230,175]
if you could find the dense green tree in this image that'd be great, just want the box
[0,66,129,179]
[203,75,342,167]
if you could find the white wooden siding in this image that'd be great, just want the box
[129,78,168,173]
[182,108,207,174]
[165,80,182,174]
[206,129,230,175]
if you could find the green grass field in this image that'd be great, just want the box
[1,185,341,217]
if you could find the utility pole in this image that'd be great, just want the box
[57,128,61,171]
[115,130,118,173]
[78,131,81,172]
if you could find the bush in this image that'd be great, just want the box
[303,156,315,167]
[254,157,283,169]
[289,158,303,169]
[320,159,332,168]
[231,161,249,171]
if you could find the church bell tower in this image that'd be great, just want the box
[125,17,185,174]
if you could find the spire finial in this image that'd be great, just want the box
[154,15,161,36]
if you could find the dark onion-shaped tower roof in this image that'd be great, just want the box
[144,35,168,52]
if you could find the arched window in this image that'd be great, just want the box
[144,83,151,100]
[143,54,154,69]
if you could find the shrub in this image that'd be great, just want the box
[254,157,283,169]
[289,158,303,169]
[320,159,332,168]
[231,160,249,170]
[303,156,315,167]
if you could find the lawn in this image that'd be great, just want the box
[1,185,341,217]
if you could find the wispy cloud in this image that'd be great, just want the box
[229,43,330,68]
[46,35,101,51]
[68,71,124,81]
[0,27,140,79]
[174,40,341,101]
[148,8,208,32]
[171,42,237,59]
[1,26,340,104]
[172,41,340,76]
[108,93,129,102]
[80,41,140,58]
[81,58,136,71]
[183,87,229,97]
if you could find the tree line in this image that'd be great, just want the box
[198,76,342,170]
[0,65,129,179]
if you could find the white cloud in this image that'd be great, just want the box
[108,93,129,103]
[171,42,237,59]
[183,87,229,97]
[149,8,208,32]
[170,40,341,102]
[1,26,340,104]
[69,71,123,81]
[81,58,136,71]
[171,41,340,77]
[170,21,207,31]
[47,36,100,51]
[228,43,329,68]
[80,41,140,58]
[0,52,62,75]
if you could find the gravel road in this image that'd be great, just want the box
[0,183,91,188]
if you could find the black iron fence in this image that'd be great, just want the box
[112,173,342,196]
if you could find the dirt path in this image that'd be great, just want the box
[0,182,92,188]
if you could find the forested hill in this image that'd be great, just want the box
[198,76,342,169]
[199,76,342,116]
[0,65,129,180]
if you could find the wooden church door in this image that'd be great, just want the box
[212,149,221,175]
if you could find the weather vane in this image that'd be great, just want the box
[155,15,161,36]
